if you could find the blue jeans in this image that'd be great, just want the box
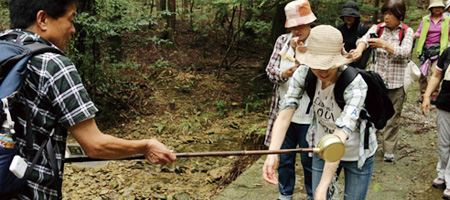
[312,154,375,200]
[278,122,312,197]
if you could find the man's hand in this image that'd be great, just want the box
[262,154,279,185]
[145,139,177,165]
[282,65,298,78]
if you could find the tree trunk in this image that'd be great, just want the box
[373,0,380,24]
[157,0,166,11]
[270,1,287,46]
[264,0,286,70]
[166,0,176,44]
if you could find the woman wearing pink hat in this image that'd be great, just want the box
[263,24,376,200]
[264,0,316,199]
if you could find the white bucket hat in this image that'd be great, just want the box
[429,0,445,10]
[446,0,450,10]
[295,25,354,70]
[284,0,317,28]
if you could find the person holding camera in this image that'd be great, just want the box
[352,0,414,162]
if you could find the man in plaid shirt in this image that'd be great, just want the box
[3,0,176,199]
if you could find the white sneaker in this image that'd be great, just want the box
[443,188,450,199]
[383,153,394,162]
[433,177,446,189]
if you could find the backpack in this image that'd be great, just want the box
[305,66,395,149]
[0,33,63,195]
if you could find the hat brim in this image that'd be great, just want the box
[297,52,354,70]
[339,8,360,18]
[285,14,317,28]
[429,3,445,9]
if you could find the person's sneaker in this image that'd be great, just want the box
[432,177,446,189]
[383,153,394,162]
[443,188,450,199]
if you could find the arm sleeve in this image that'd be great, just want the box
[393,27,415,58]
[266,35,289,84]
[356,25,377,50]
[280,65,309,110]
[45,55,98,128]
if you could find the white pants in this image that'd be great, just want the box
[437,109,450,189]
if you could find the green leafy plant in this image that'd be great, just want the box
[214,100,228,117]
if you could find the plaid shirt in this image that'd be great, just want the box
[357,22,414,89]
[281,65,377,168]
[264,34,290,146]
[1,30,98,199]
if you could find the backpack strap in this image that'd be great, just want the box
[376,23,384,39]
[377,22,409,45]
[305,68,317,114]
[25,43,64,56]
[399,23,409,46]
[334,67,359,111]
[357,22,366,38]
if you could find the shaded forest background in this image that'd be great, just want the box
[0,0,429,125]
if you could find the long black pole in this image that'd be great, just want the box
[64,148,316,163]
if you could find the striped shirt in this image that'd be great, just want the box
[281,65,377,168]
[1,29,98,199]
[357,22,414,89]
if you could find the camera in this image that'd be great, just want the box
[370,33,378,38]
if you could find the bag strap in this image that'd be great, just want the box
[305,68,317,114]
[26,43,64,56]
[334,67,359,111]
[376,22,409,45]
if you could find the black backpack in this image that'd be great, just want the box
[305,66,394,148]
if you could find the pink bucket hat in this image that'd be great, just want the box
[284,0,317,28]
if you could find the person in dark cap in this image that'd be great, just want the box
[337,1,370,70]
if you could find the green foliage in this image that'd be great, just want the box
[173,118,204,134]
[149,59,170,69]
[175,80,194,93]
[153,121,168,133]
[244,123,266,139]
[0,9,9,30]
[214,100,228,117]
[70,0,160,119]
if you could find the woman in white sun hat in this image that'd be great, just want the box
[445,0,450,16]
[263,25,376,200]
[264,0,316,199]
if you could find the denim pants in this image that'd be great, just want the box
[278,122,312,197]
[312,154,375,200]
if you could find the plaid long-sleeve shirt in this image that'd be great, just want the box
[1,29,98,199]
[357,22,414,89]
[281,65,377,168]
[264,34,290,145]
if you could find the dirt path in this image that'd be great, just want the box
[217,83,445,200]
